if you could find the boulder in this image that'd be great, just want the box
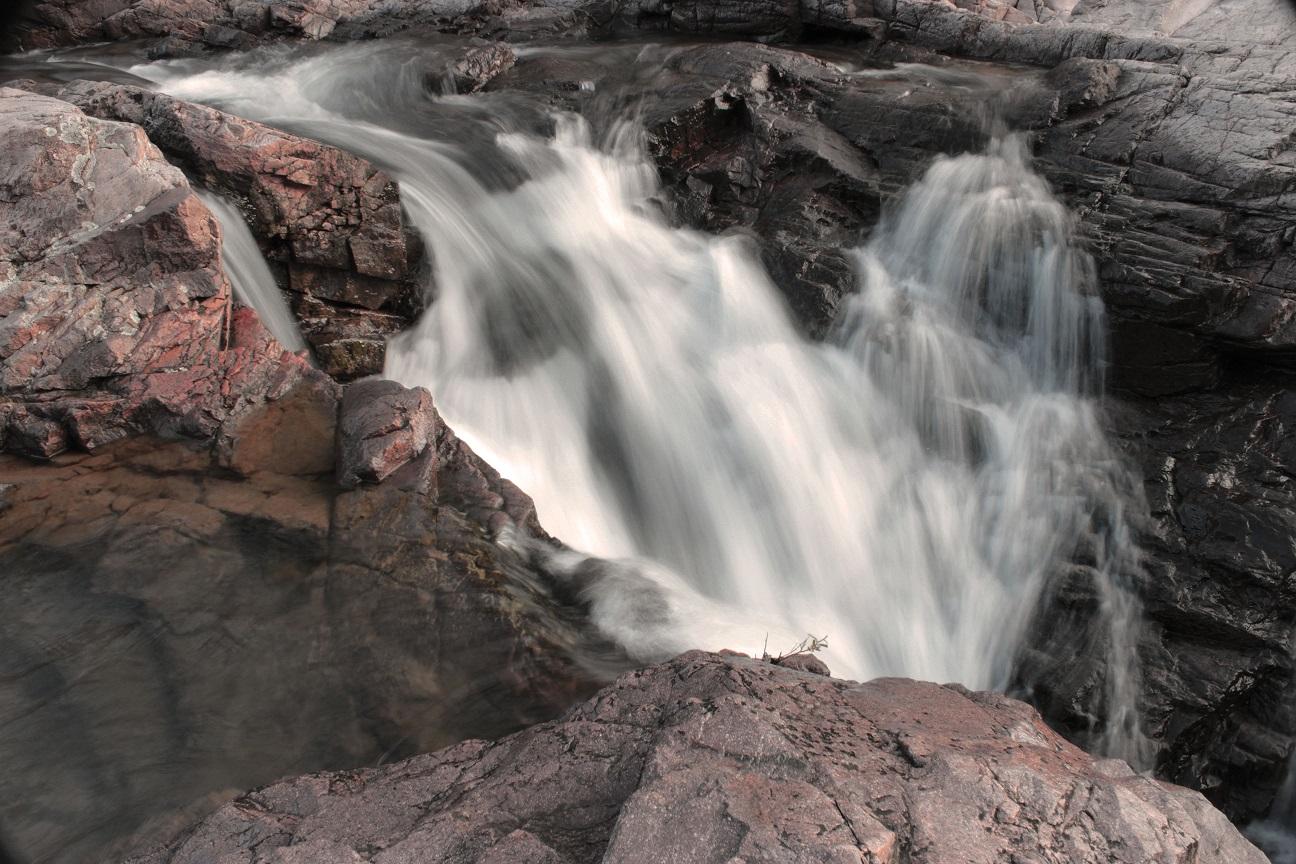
[44,79,424,380]
[0,87,334,455]
[126,652,1267,864]
[447,41,517,93]
[335,378,436,487]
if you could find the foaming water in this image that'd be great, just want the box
[197,190,306,353]
[136,44,1142,728]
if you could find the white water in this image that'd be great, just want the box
[197,190,306,353]
[138,47,1142,714]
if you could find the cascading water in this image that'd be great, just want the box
[135,43,1144,739]
[196,190,306,353]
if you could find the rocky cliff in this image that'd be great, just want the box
[0,89,602,862]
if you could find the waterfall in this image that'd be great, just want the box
[197,190,306,353]
[138,44,1143,731]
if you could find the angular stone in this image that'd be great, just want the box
[335,379,436,488]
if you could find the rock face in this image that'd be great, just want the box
[0,87,334,456]
[0,86,597,863]
[0,380,599,863]
[128,652,1267,864]
[34,79,424,380]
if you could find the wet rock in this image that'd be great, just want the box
[0,87,336,452]
[43,78,424,380]
[448,41,517,92]
[486,27,1296,821]
[126,652,1267,864]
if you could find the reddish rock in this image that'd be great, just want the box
[0,87,336,456]
[28,79,423,380]
[2,0,380,50]
[125,652,1267,864]
[773,651,831,676]
[335,378,436,488]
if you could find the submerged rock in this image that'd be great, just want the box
[127,652,1267,864]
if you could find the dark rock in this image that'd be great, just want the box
[475,24,1296,822]
[126,652,1266,864]
[773,651,830,675]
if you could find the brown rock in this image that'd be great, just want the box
[0,378,597,862]
[335,378,436,488]
[126,652,1268,864]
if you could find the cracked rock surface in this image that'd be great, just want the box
[128,652,1267,864]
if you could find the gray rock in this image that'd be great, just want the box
[125,652,1268,864]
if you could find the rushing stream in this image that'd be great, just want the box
[128,40,1145,720]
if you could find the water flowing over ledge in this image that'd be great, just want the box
[137,41,1144,745]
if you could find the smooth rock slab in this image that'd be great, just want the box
[130,652,1266,864]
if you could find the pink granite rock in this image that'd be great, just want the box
[0,87,335,456]
[128,652,1267,864]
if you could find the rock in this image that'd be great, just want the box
[126,652,1267,864]
[0,87,335,452]
[773,651,830,675]
[448,42,517,93]
[43,79,424,380]
[636,0,802,38]
[0,86,599,862]
[1,0,381,51]
[0,385,598,863]
[335,378,436,487]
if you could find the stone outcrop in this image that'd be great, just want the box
[0,379,600,863]
[26,78,424,380]
[0,87,336,457]
[127,652,1267,864]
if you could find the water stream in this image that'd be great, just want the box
[196,190,307,353]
